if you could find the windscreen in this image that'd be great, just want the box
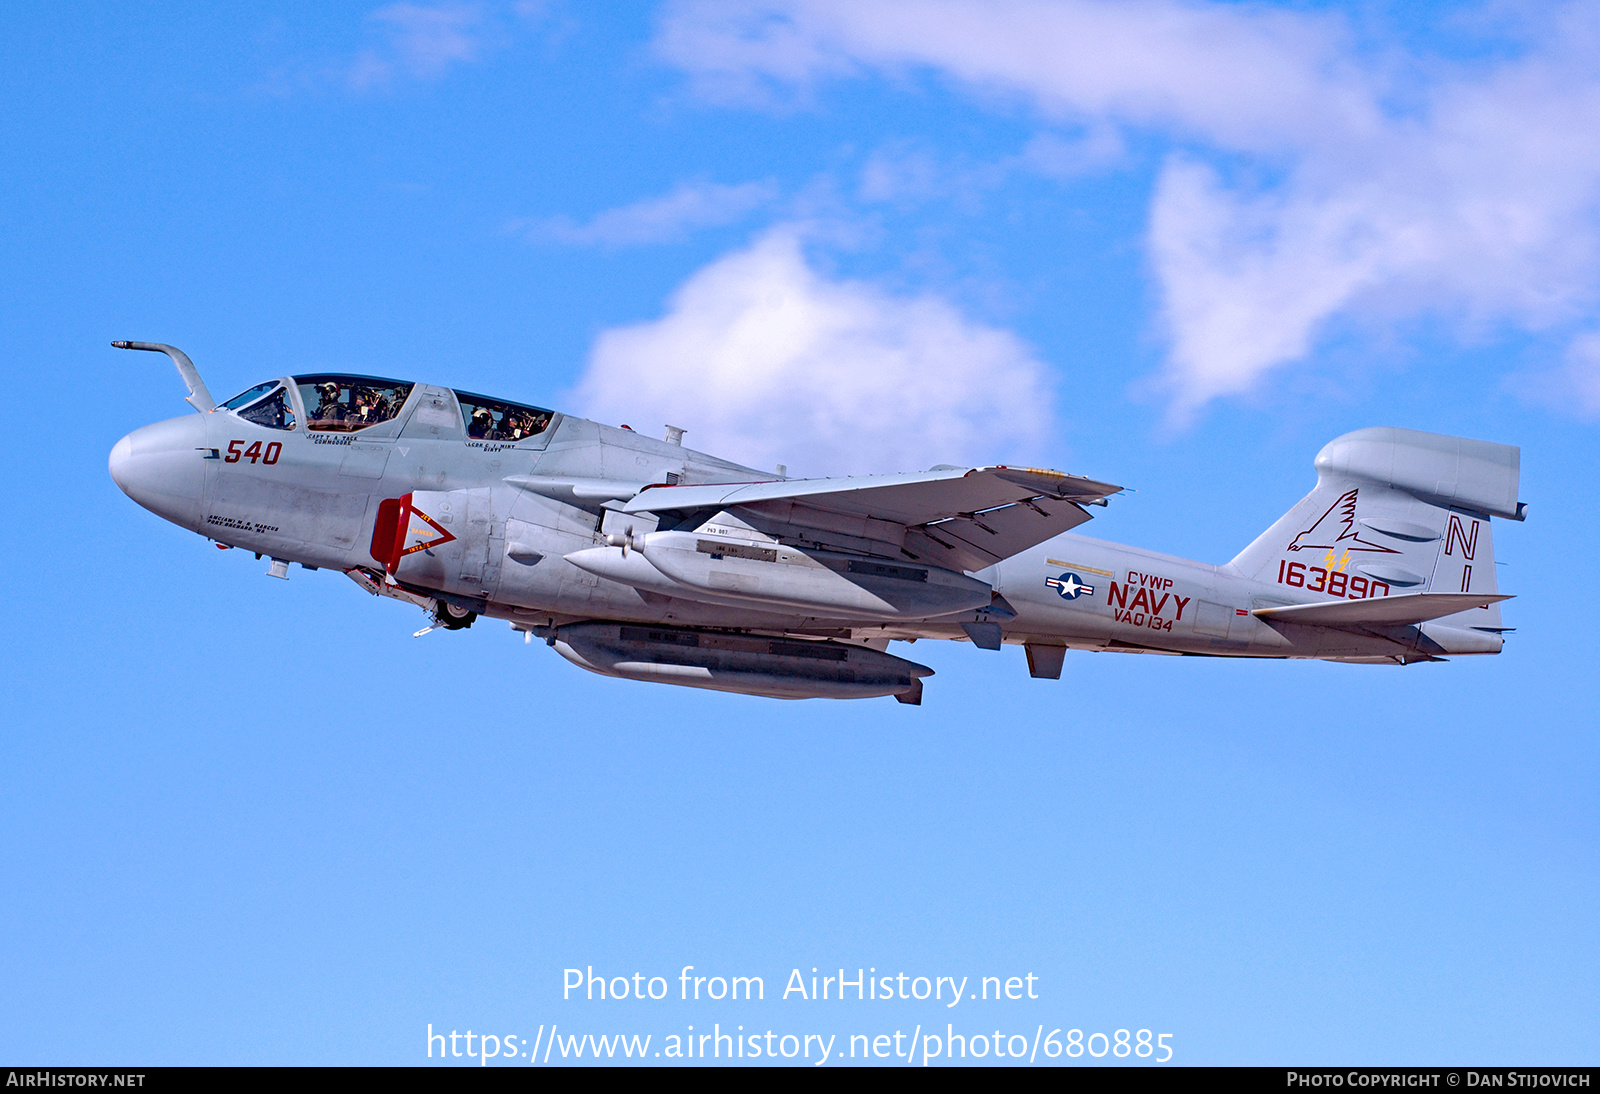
[220,381,279,410]
[237,388,296,430]
[220,382,296,430]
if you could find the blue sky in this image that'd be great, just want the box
[2,0,1596,1066]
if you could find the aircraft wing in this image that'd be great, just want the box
[618,466,1122,572]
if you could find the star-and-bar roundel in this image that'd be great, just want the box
[1046,572,1095,601]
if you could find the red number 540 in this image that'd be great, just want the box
[225,439,282,465]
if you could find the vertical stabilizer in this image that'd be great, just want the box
[1228,428,1521,637]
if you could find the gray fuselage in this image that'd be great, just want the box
[110,374,1504,673]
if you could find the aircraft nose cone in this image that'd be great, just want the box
[109,416,208,529]
[108,434,134,493]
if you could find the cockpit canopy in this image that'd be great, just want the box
[218,375,557,442]
[454,391,554,441]
[295,375,415,432]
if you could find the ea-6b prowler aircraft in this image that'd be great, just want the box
[108,341,1525,704]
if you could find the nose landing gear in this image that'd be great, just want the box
[432,600,478,630]
[412,599,478,638]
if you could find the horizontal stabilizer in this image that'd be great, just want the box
[1253,592,1513,627]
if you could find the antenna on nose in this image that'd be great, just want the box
[112,340,217,413]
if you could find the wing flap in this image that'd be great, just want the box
[1253,592,1513,627]
[912,494,1095,570]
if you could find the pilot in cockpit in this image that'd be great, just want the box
[315,382,346,424]
[468,407,494,439]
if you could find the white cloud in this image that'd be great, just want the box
[568,226,1054,475]
[349,2,488,89]
[655,0,1373,145]
[1564,332,1600,416]
[858,145,944,204]
[258,1,553,97]
[525,180,779,245]
[1019,128,1126,180]
[854,130,1125,207]
[655,0,1600,418]
[1521,329,1600,418]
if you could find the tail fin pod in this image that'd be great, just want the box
[1313,427,1523,522]
[1229,427,1522,604]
